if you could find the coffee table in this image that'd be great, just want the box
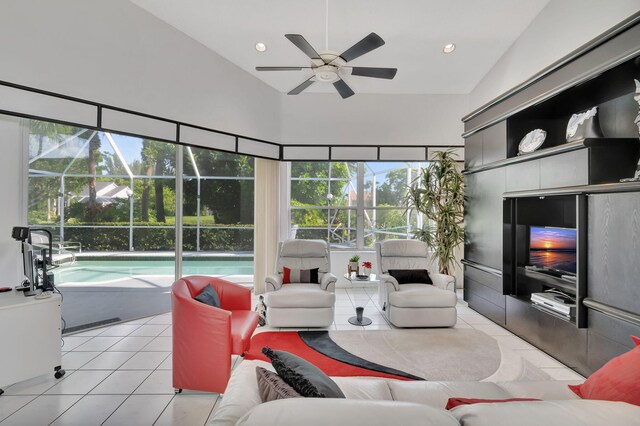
[343,273,379,326]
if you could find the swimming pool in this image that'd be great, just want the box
[53,259,254,283]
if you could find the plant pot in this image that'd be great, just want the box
[348,262,359,275]
[362,267,371,276]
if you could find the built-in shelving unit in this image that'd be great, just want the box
[462,13,640,376]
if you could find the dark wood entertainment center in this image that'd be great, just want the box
[462,12,640,376]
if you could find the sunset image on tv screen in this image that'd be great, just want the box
[529,226,577,273]
[529,227,577,251]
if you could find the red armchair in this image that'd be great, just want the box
[172,276,259,394]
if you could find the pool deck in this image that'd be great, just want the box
[57,271,254,333]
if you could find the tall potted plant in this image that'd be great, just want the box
[404,150,464,276]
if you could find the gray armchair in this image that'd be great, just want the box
[376,240,457,327]
[264,239,337,327]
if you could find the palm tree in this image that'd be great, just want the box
[141,140,154,221]
[140,140,174,223]
[86,133,101,217]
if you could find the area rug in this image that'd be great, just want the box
[245,331,417,381]
[246,328,511,381]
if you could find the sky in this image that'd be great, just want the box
[110,133,143,162]
[530,226,576,250]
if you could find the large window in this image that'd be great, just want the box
[27,119,254,332]
[289,161,427,249]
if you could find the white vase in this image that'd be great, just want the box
[363,267,371,276]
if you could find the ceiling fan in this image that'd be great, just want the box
[256,33,397,99]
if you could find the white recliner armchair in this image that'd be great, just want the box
[264,239,337,328]
[376,240,457,328]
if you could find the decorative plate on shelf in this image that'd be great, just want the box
[518,129,546,154]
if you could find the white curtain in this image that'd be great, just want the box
[253,158,280,294]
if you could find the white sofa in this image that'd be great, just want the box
[264,240,337,327]
[376,240,457,327]
[210,360,640,426]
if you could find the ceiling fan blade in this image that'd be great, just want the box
[350,67,397,79]
[285,34,323,61]
[337,33,385,63]
[255,66,311,71]
[333,79,355,99]
[288,77,315,95]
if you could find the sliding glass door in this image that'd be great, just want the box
[28,120,177,332]
[26,118,256,332]
[181,147,254,284]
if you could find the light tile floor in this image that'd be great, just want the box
[0,286,584,425]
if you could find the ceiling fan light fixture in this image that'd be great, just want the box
[443,43,456,54]
[315,65,340,83]
[255,42,267,52]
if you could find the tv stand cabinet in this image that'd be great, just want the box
[505,295,588,370]
[0,290,64,393]
[462,13,640,377]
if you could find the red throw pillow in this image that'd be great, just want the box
[568,336,640,405]
[446,398,541,410]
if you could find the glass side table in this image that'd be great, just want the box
[343,273,379,326]
[343,273,379,287]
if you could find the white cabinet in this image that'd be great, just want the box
[0,290,63,391]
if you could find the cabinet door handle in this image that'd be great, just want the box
[461,259,502,277]
[583,298,640,327]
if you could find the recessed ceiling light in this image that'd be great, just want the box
[443,43,456,54]
[255,42,267,52]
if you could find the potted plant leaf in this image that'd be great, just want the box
[404,150,464,276]
[348,255,360,275]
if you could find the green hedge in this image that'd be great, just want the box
[64,227,129,251]
[134,228,175,251]
[184,228,254,251]
[59,226,253,252]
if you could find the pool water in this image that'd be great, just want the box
[53,259,254,283]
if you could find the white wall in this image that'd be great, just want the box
[0,0,468,149]
[0,115,26,285]
[1,0,637,145]
[469,0,640,111]
[281,94,468,146]
[0,0,282,142]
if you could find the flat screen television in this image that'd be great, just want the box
[528,226,577,275]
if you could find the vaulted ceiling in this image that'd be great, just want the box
[130,0,550,95]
